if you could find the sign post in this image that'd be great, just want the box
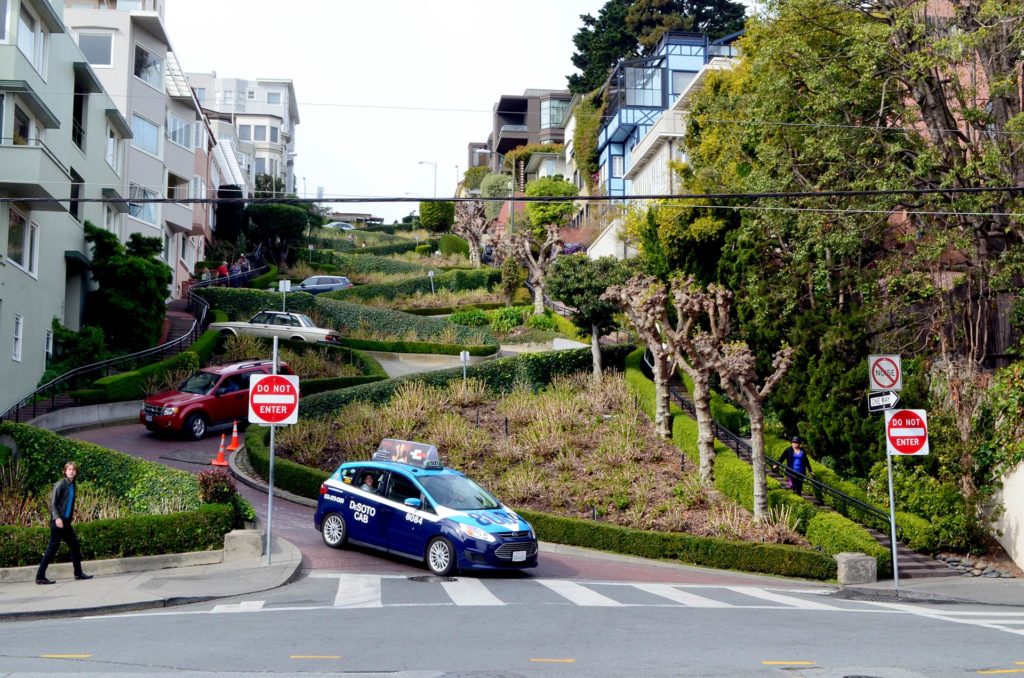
[248,338,300,564]
[460,350,470,385]
[883,408,929,590]
[278,279,291,312]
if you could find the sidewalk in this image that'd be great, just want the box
[839,575,1024,606]
[0,534,302,622]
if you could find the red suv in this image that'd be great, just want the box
[140,360,295,440]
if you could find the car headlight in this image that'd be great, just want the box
[458,523,496,543]
[161,406,179,416]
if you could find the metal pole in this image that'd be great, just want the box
[886,451,899,591]
[265,337,279,565]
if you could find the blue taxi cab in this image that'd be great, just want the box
[314,439,539,575]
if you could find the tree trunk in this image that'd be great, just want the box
[749,405,767,522]
[468,237,481,268]
[691,374,716,485]
[591,322,603,379]
[652,351,671,439]
[533,282,546,315]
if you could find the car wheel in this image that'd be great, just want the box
[289,335,306,342]
[184,413,208,440]
[219,329,236,338]
[426,537,457,576]
[321,513,347,549]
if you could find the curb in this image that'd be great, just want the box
[228,446,317,508]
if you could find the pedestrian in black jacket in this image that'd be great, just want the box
[35,461,92,585]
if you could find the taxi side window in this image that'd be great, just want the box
[388,473,421,504]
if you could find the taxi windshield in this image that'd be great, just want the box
[177,371,219,394]
[420,475,500,511]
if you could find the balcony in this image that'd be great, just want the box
[0,138,70,211]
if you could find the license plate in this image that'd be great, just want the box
[145,414,153,422]
[512,550,526,562]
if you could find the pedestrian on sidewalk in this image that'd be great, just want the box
[779,436,813,496]
[36,461,93,585]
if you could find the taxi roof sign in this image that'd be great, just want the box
[373,438,441,469]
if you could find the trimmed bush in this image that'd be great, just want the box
[517,509,836,580]
[329,268,500,303]
[0,504,234,567]
[246,425,329,499]
[439,233,469,257]
[90,351,200,402]
[195,287,316,320]
[316,298,496,346]
[415,244,431,257]
[450,309,490,327]
[248,264,279,291]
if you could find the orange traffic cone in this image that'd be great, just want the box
[211,434,228,467]
[226,420,240,451]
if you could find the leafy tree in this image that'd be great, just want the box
[244,203,313,266]
[626,0,746,51]
[571,94,605,192]
[567,0,638,94]
[462,166,489,191]
[83,222,171,352]
[500,256,524,306]
[480,173,512,221]
[254,174,286,198]
[419,200,455,233]
[547,254,629,377]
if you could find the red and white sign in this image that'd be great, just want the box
[248,374,300,426]
[869,354,902,392]
[884,409,929,456]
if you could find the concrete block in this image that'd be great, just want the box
[223,529,263,561]
[834,551,877,585]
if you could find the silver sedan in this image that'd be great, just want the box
[209,311,342,343]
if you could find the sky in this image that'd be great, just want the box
[163,0,609,223]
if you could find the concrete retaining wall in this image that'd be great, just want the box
[28,401,143,433]
[993,461,1024,568]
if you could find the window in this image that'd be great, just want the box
[105,124,122,172]
[78,32,113,66]
[193,86,205,103]
[270,126,279,143]
[193,122,206,150]
[162,231,172,262]
[253,125,266,142]
[541,99,569,130]
[190,175,206,200]
[17,3,47,74]
[14,104,34,145]
[133,43,163,89]
[0,0,7,41]
[45,329,53,357]
[166,111,192,149]
[117,0,143,9]
[131,113,160,155]
[7,207,37,275]
[267,91,281,105]
[254,157,265,175]
[611,155,624,178]
[12,314,23,362]
[625,65,662,107]
[104,204,120,237]
[237,124,251,141]
[672,71,696,97]
[128,183,158,224]
[70,170,84,221]
[247,90,255,101]
[167,172,189,202]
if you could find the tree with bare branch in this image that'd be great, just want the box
[453,200,497,269]
[714,335,795,522]
[500,224,563,316]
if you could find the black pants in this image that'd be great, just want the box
[36,520,84,579]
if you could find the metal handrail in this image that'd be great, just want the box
[523,280,573,318]
[0,259,267,424]
[662,375,903,542]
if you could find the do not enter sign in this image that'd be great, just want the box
[248,374,300,426]
[884,409,929,456]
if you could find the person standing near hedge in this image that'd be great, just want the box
[35,461,93,585]
[778,436,813,496]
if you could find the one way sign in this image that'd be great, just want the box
[868,390,900,413]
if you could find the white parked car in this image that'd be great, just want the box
[325,221,355,230]
[209,311,342,343]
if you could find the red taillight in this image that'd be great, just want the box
[319,483,328,495]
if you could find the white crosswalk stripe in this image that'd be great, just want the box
[211,600,265,613]
[862,601,1024,637]
[725,586,841,610]
[536,579,623,606]
[633,583,732,607]
[332,573,384,608]
[440,577,504,606]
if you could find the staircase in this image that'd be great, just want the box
[664,376,952,579]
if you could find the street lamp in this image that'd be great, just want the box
[418,160,437,198]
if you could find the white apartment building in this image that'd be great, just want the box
[1,0,130,414]
[186,72,298,195]
[64,0,208,297]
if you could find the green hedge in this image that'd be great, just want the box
[316,298,496,346]
[249,264,279,291]
[439,234,469,257]
[334,337,498,357]
[517,509,836,580]
[624,349,891,576]
[300,252,428,276]
[195,287,316,319]
[360,239,439,257]
[246,426,329,499]
[0,504,234,567]
[329,268,500,303]
[300,344,635,419]
[87,351,200,403]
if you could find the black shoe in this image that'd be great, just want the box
[36,577,55,585]
[74,573,93,581]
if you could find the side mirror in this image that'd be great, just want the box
[404,498,422,509]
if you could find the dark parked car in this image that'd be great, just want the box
[296,275,353,295]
